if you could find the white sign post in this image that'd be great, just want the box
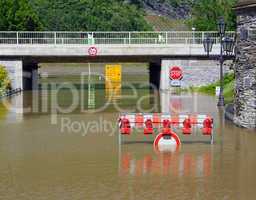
[215,86,220,96]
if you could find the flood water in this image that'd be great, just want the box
[0,73,256,200]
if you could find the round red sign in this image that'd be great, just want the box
[88,46,98,56]
[169,66,183,80]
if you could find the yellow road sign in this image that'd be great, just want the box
[105,64,122,82]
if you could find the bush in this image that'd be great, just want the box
[0,65,11,95]
[196,72,235,103]
[188,0,237,31]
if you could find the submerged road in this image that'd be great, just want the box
[0,74,255,200]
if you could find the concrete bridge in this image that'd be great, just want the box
[0,31,235,90]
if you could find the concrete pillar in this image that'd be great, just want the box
[23,63,39,90]
[32,69,39,90]
[0,60,23,90]
[149,62,161,89]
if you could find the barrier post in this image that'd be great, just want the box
[210,125,214,145]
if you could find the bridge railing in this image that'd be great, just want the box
[0,31,235,45]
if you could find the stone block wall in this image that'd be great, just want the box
[234,8,256,128]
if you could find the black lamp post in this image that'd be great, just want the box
[203,17,235,107]
[218,17,226,36]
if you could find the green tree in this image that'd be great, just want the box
[189,0,237,31]
[0,65,11,92]
[31,0,152,31]
[0,0,42,31]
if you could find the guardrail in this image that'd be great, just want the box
[0,88,22,99]
[0,31,235,45]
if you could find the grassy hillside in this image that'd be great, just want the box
[195,72,235,103]
[145,15,188,31]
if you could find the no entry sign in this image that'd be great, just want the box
[169,66,183,80]
[88,46,98,56]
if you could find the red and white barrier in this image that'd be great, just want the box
[119,113,214,145]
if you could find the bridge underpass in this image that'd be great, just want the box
[0,31,235,90]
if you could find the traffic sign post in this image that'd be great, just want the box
[87,46,98,81]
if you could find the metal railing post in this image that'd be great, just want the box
[16,32,19,44]
[202,32,205,43]
[166,32,168,44]
[92,32,94,44]
[54,32,57,45]
[129,32,131,44]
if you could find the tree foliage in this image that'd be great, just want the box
[30,0,152,31]
[0,0,237,31]
[0,65,11,92]
[0,0,42,31]
[189,0,237,31]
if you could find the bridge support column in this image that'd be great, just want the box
[160,59,182,90]
[23,63,39,90]
[149,62,161,89]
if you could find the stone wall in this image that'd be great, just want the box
[234,8,256,128]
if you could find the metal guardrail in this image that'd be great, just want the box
[0,88,22,99]
[0,31,235,45]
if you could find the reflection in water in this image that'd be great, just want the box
[0,101,8,119]
[119,148,212,178]
[105,81,121,101]
[160,90,200,115]
[88,83,96,109]
[161,90,182,114]
[0,93,23,123]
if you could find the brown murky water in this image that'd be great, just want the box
[0,76,256,200]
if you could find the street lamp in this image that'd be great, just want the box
[222,37,235,55]
[203,36,213,56]
[217,17,226,36]
[203,17,235,107]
